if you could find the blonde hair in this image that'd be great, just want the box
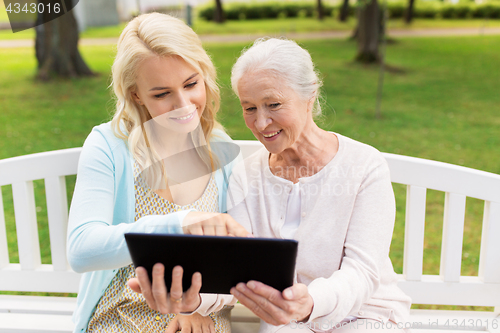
[110,13,222,190]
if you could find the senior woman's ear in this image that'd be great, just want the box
[307,91,317,113]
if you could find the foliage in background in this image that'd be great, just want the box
[199,1,340,20]
[198,0,500,20]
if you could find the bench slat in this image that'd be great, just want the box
[404,185,426,281]
[440,192,466,282]
[0,313,74,332]
[0,295,76,315]
[45,176,69,271]
[479,201,500,284]
[398,275,500,306]
[0,264,80,293]
[0,148,81,187]
[384,153,500,203]
[0,190,9,268]
[12,181,41,270]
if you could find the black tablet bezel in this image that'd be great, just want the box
[125,233,298,294]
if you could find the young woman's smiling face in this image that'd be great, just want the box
[132,55,206,133]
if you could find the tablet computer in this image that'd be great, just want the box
[125,233,298,294]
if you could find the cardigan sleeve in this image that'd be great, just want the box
[306,153,396,324]
[67,128,192,273]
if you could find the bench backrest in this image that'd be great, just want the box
[1,141,499,307]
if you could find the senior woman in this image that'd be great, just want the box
[225,38,412,333]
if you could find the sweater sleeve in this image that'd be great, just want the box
[187,294,237,316]
[67,128,192,273]
[306,154,396,324]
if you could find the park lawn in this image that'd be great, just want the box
[1,17,500,40]
[1,36,500,309]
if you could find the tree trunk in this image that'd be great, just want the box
[317,0,324,20]
[35,0,94,81]
[214,0,225,23]
[404,0,415,24]
[339,0,350,22]
[355,0,381,63]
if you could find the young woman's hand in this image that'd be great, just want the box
[165,313,215,333]
[182,212,251,237]
[230,281,314,326]
[128,264,201,314]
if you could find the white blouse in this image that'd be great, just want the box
[281,182,301,239]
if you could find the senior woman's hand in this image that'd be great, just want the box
[128,264,202,314]
[230,281,314,326]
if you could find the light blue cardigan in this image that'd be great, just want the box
[67,122,239,333]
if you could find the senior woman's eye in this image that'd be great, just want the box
[269,103,281,108]
[244,107,257,112]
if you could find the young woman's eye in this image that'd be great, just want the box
[154,92,169,98]
[185,81,198,88]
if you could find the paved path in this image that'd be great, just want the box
[1,27,500,48]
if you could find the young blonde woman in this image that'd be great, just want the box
[67,13,247,333]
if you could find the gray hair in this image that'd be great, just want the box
[231,38,323,117]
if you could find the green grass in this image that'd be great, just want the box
[1,36,499,311]
[1,15,500,40]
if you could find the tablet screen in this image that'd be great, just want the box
[125,233,298,294]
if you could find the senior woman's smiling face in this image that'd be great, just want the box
[238,71,312,154]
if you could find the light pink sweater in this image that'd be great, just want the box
[227,133,412,333]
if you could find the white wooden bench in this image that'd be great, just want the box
[1,140,499,333]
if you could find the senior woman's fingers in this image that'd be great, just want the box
[281,284,315,322]
[246,281,290,310]
[245,281,313,322]
[231,282,287,326]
